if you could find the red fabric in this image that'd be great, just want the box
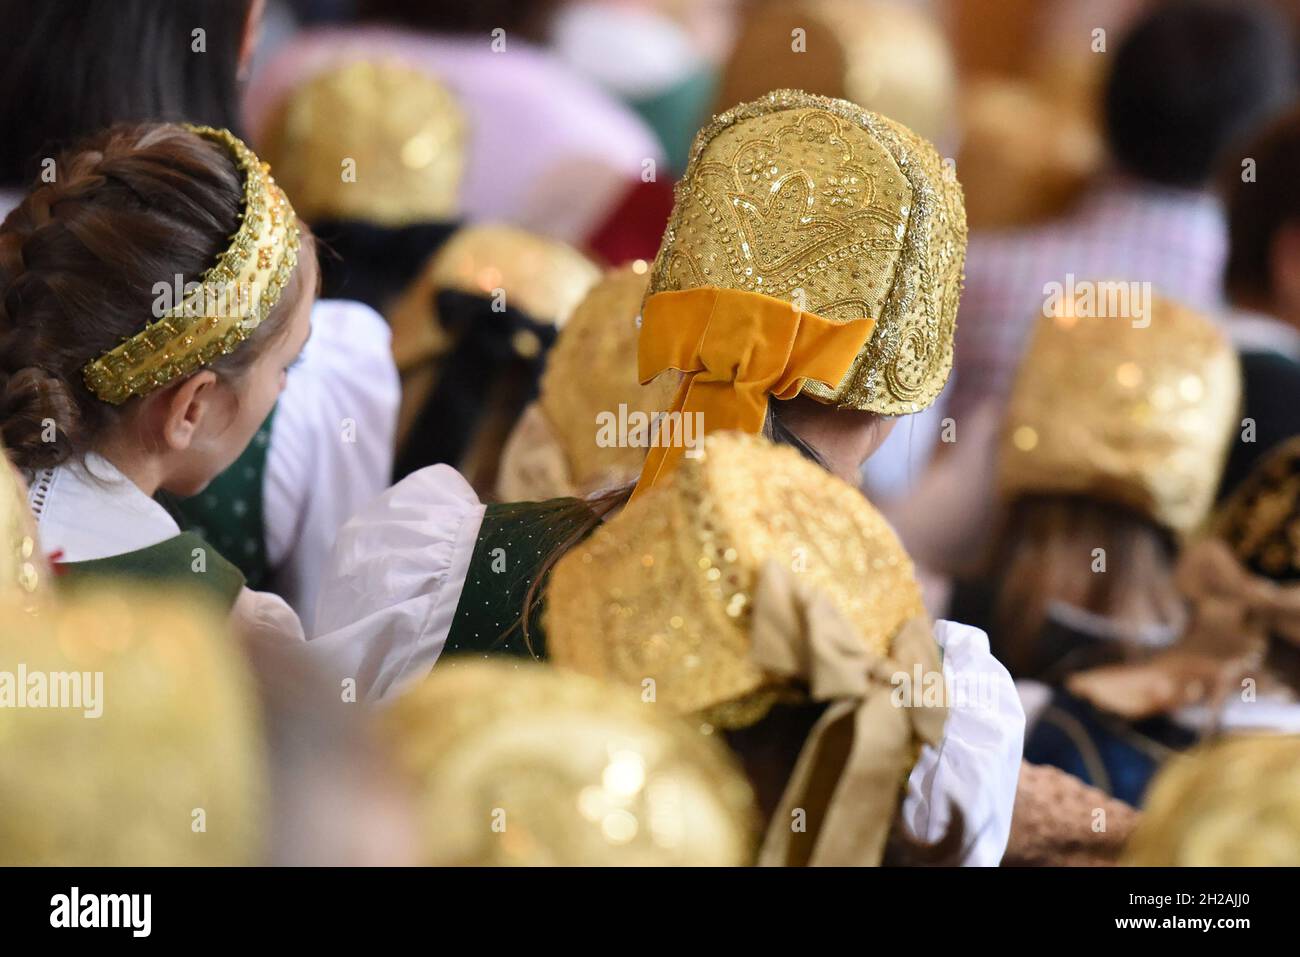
[583,177,676,266]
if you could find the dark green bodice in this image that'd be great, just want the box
[56,531,245,610]
[441,497,598,662]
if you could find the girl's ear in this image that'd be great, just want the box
[157,370,220,452]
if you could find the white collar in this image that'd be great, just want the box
[26,453,180,562]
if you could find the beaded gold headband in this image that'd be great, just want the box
[82,125,302,405]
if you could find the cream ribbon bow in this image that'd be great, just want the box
[747,560,947,866]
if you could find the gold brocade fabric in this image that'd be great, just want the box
[381,661,757,865]
[1212,435,1300,578]
[545,431,926,727]
[260,59,466,226]
[714,1,956,144]
[1123,735,1300,865]
[1,456,45,605]
[999,292,1241,534]
[389,224,601,373]
[647,90,966,414]
[0,586,265,865]
[497,266,682,500]
[82,126,301,405]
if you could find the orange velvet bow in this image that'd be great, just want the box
[632,287,876,498]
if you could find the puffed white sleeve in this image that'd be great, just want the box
[264,299,400,631]
[309,465,486,702]
[900,619,1025,866]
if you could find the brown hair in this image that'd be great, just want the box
[0,122,309,471]
[989,495,1183,676]
[1222,103,1300,307]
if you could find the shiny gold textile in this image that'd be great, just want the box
[1213,435,1300,578]
[546,431,927,727]
[497,267,680,500]
[999,293,1241,533]
[714,1,956,144]
[646,90,966,415]
[0,586,264,865]
[382,661,756,866]
[260,60,466,226]
[82,126,301,405]
[1124,735,1300,865]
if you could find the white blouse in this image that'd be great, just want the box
[27,452,305,647]
[264,298,400,631]
[314,465,1025,865]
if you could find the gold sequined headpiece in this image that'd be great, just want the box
[548,431,928,725]
[1210,436,1300,579]
[999,291,1241,533]
[714,1,957,144]
[388,224,601,446]
[0,585,265,865]
[497,266,680,500]
[633,90,966,495]
[82,125,302,405]
[261,59,467,226]
[547,432,946,865]
[382,661,756,866]
[1124,735,1300,866]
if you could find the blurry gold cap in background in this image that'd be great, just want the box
[382,660,756,866]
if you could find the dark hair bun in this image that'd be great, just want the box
[0,366,79,469]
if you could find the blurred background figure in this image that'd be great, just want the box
[1123,735,1300,865]
[1066,436,1300,739]
[259,60,467,313]
[387,225,601,489]
[945,296,1240,805]
[713,0,956,148]
[1219,104,1300,497]
[247,0,666,254]
[886,0,1298,609]
[495,264,679,502]
[381,661,757,865]
[949,0,1296,429]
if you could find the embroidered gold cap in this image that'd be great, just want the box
[0,453,46,604]
[999,291,1241,534]
[497,266,680,500]
[381,661,756,866]
[82,125,302,405]
[389,223,601,374]
[1124,735,1300,865]
[714,1,956,144]
[1210,436,1300,580]
[547,431,927,727]
[0,585,265,865]
[645,89,967,418]
[261,59,467,226]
